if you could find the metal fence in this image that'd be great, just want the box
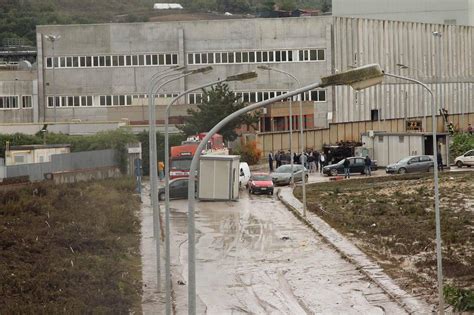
[4,149,117,181]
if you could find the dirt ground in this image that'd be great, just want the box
[0,178,142,313]
[295,172,473,306]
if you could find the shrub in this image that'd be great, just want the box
[234,140,262,165]
[450,133,474,162]
[444,284,474,312]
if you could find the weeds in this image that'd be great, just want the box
[0,178,142,313]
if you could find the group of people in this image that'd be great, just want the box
[342,156,372,179]
[268,149,328,173]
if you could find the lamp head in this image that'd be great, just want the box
[45,34,61,42]
[183,66,213,75]
[225,71,258,82]
[432,31,442,37]
[257,65,272,71]
[321,64,384,90]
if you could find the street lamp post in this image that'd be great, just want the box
[384,71,445,314]
[44,34,60,123]
[257,65,306,215]
[186,64,385,314]
[147,66,212,291]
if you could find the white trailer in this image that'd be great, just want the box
[361,131,450,167]
[198,155,240,201]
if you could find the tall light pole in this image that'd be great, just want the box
[383,71,444,314]
[147,66,211,292]
[257,65,306,216]
[186,64,385,314]
[44,34,60,123]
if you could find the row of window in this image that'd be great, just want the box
[188,89,326,104]
[47,94,180,107]
[45,53,179,69]
[187,49,325,65]
[44,48,326,69]
[0,96,32,109]
[46,89,327,108]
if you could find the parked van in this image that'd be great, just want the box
[239,162,251,188]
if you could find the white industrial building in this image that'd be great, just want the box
[333,0,474,26]
[0,16,472,136]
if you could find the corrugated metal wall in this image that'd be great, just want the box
[332,17,474,123]
[5,149,117,181]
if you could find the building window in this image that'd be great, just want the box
[0,96,19,109]
[22,95,32,108]
[371,109,379,121]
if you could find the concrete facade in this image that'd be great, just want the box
[35,18,332,127]
[333,0,474,26]
[0,16,472,136]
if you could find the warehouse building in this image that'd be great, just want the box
[0,16,473,135]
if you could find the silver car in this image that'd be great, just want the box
[386,155,434,174]
[271,165,308,186]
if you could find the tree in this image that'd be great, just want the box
[177,83,259,142]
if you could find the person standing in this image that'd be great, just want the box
[364,155,372,176]
[275,151,281,168]
[314,150,320,172]
[343,158,350,179]
[468,123,473,135]
[158,161,165,181]
[319,153,326,173]
[437,151,443,172]
[268,152,274,172]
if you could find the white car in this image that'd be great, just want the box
[454,149,474,168]
[239,162,251,188]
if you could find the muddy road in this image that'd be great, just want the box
[163,189,407,314]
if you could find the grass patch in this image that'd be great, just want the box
[295,172,474,307]
[0,178,142,313]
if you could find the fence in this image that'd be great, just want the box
[256,113,474,156]
[4,149,117,181]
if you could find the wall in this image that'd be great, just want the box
[333,0,473,26]
[52,166,121,184]
[5,149,117,181]
[0,70,37,123]
[36,17,332,123]
[332,17,474,126]
[256,112,474,156]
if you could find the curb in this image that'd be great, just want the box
[277,188,433,314]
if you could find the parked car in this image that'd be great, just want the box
[385,155,434,174]
[271,165,308,186]
[454,149,474,168]
[248,173,274,195]
[322,157,377,176]
[239,162,251,188]
[158,178,196,201]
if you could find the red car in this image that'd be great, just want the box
[248,173,274,195]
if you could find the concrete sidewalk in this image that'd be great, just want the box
[277,187,434,314]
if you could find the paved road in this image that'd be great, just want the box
[167,189,407,314]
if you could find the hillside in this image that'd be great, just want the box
[0,0,330,47]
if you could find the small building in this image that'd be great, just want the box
[361,131,450,167]
[198,155,240,201]
[153,3,183,10]
[5,144,70,165]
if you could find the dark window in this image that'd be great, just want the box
[112,55,119,66]
[159,54,164,65]
[318,49,325,60]
[172,54,178,64]
[46,57,52,68]
[207,53,214,64]
[119,55,125,66]
[371,109,379,121]
[138,55,144,66]
[188,54,194,65]
[145,55,151,65]
[105,56,111,67]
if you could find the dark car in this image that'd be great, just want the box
[386,155,434,174]
[322,157,377,176]
[248,173,274,195]
[158,178,196,201]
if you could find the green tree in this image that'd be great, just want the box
[177,83,259,142]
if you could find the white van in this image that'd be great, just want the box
[239,162,251,188]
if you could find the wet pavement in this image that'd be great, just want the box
[161,188,408,314]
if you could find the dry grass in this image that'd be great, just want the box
[295,172,474,304]
[0,178,142,313]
